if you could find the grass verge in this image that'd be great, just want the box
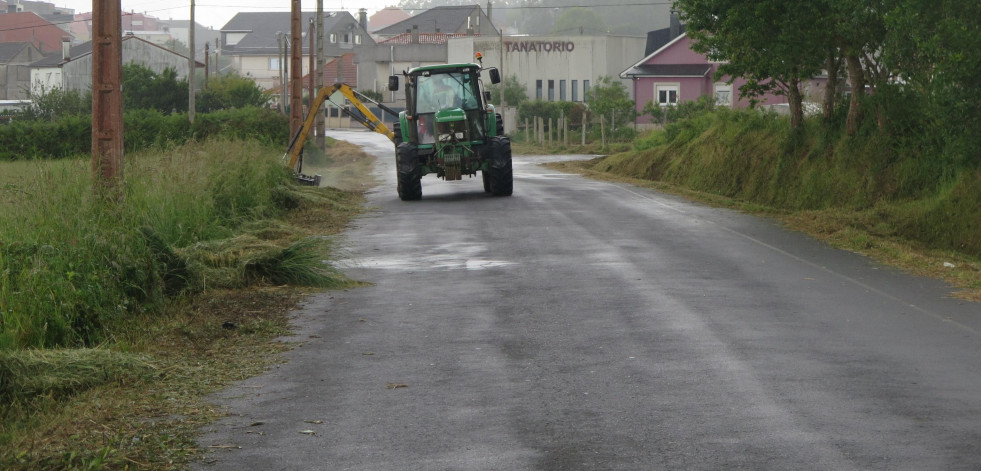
[545,158,981,302]
[0,138,374,469]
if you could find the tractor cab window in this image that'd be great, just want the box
[416,73,480,114]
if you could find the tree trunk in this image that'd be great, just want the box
[845,51,865,136]
[823,52,840,122]
[788,77,804,128]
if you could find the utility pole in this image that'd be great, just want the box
[188,0,196,123]
[290,0,303,137]
[204,42,209,87]
[316,0,325,150]
[91,0,123,198]
[308,18,314,118]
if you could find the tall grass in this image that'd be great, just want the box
[592,109,981,257]
[0,138,342,350]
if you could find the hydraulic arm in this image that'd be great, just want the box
[284,83,396,184]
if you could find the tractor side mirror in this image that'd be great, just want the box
[483,91,491,102]
[487,68,501,84]
[388,76,399,91]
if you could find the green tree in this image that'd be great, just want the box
[677,0,828,128]
[122,63,189,113]
[552,7,606,34]
[584,75,635,129]
[21,84,91,121]
[487,74,528,107]
[197,72,270,112]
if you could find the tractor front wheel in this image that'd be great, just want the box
[396,143,422,201]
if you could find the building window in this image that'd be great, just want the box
[655,83,680,106]
[536,80,543,100]
[269,57,280,71]
[559,80,566,101]
[571,80,578,101]
[329,33,337,43]
[343,33,350,43]
[548,80,554,101]
[583,80,590,99]
[355,34,362,45]
[714,83,732,106]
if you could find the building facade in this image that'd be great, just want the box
[447,34,647,104]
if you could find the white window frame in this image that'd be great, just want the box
[714,82,732,106]
[655,83,680,106]
[269,57,281,71]
[329,33,337,43]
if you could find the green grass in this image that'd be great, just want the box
[0,136,372,469]
[0,138,358,350]
[546,108,981,300]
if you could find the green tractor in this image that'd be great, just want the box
[388,58,512,200]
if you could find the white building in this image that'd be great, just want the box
[447,34,646,104]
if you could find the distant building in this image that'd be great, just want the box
[0,12,70,53]
[0,41,44,99]
[219,11,375,92]
[30,35,203,94]
[448,34,646,105]
[620,21,829,125]
[368,7,410,34]
[373,5,497,41]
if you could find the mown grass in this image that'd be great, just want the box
[544,108,981,300]
[0,137,372,469]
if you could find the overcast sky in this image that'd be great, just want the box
[51,1,396,30]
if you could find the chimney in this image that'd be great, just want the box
[358,8,367,32]
[62,36,71,61]
[669,10,680,39]
[411,24,419,44]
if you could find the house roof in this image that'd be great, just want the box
[31,35,205,68]
[620,63,711,78]
[0,12,71,53]
[375,5,497,36]
[221,11,372,55]
[645,24,685,57]
[620,31,692,78]
[369,7,411,32]
[0,42,29,63]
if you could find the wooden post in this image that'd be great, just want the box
[290,0,303,137]
[204,42,209,87]
[91,0,123,197]
[316,0,325,150]
[308,18,314,118]
[524,118,529,143]
[581,113,586,146]
[564,116,568,147]
[188,0,195,124]
[600,115,606,147]
[548,117,553,148]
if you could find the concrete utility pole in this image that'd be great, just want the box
[204,42,209,87]
[316,0,325,150]
[290,0,303,137]
[188,0,196,123]
[91,0,123,197]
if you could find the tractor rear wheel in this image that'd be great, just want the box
[486,136,513,196]
[396,143,422,201]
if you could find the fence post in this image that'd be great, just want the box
[548,118,553,148]
[600,115,606,147]
[582,114,586,146]
[564,116,569,147]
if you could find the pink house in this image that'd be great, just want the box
[621,25,826,125]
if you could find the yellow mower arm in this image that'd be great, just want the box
[284,83,395,174]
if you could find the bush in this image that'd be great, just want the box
[0,108,288,161]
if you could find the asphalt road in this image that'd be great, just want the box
[195,130,981,470]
